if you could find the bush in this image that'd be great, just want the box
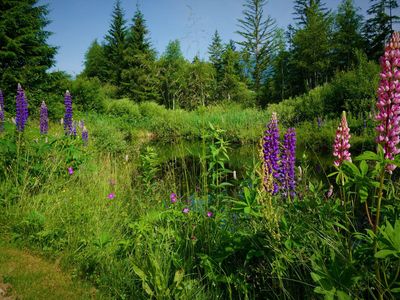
[324,53,379,116]
[71,76,105,112]
[105,98,141,122]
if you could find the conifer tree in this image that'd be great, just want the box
[104,0,127,86]
[159,40,187,109]
[83,40,109,82]
[0,0,56,97]
[363,0,399,61]
[332,0,365,70]
[291,0,332,91]
[208,30,224,82]
[236,0,277,99]
[121,8,159,102]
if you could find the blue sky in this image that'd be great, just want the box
[42,0,399,76]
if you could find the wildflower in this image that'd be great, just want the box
[182,207,190,214]
[262,112,282,194]
[170,192,177,203]
[15,83,28,132]
[376,32,400,173]
[68,167,74,175]
[0,89,4,110]
[281,128,296,198]
[71,121,77,137]
[333,111,352,167]
[64,90,73,135]
[82,126,88,145]
[40,101,48,134]
[206,211,213,218]
[79,120,84,130]
[108,193,115,199]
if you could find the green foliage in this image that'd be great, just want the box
[71,76,106,112]
[291,0,333,91]
[82,40,109,82]
[332,0,365,71]
[363,0,400,61]
[0,0,57,98]
[104,0,127,86]
[236,0,277,96]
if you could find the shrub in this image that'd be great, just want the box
[71,76,105,112]
[105,98,141,122]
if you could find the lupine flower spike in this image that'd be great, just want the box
[82,126,88,146]
[262,112,282,194]
[282,128,296,198]
[40,101,48,134]
[16,83,28,132]
[376,32,400,173]
[64,90,73,135]
[0,90,4,110]
[333,111,352,167]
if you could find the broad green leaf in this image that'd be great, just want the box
[355,151,379,161]
[375,249,398,259]
[359,160,368,176]
[337,290,351,300]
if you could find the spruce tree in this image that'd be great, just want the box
[363,0,400,61]
[121,8,159,102]
[332,0,365,71]
[236,0,277,99]
[291,0,332,91]
[104,0,127,86]
[208,30,224,82]
[0,0,56,98]
[83,40,109,82]
[159,40,187,109]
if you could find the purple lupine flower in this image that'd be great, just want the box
[263,112,282,194]
[40,101,48,135]
[281,128,296,198]
[64,90,73,135]
[333,111,352,167]
[0,90,4,110]
[170,192,177,203]
[71,121,77,137]
[16,84,28,132]
[182,207,190,214]
[82,126,88,146]
[376,32,400,173]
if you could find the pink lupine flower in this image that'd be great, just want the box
[333,111,352,167]
[182,207,190,214]
[68,167,74,175]
[170,192,177,203]
[376,32,400,173]
[206,211,213,218]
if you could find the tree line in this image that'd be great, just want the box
[0,0,399,111]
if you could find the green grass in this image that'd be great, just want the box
[0,241,107,299]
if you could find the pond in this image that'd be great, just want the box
[150,140,334,195]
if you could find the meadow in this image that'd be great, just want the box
[0,65,399,299]
[1,0,400,298]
